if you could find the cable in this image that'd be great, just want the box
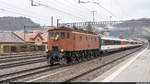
[95,2,117,18]
[78,0,118,19]
[34,0,88,21]
[0,8,49,22]
[44,0,89,20]
[114,0,129,19]
[64,0,91,11]
[0,0,49,20]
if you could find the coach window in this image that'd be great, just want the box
[49,32,54,39]
[67,32,70,39]
[61,32,65,39]
[86,36,88,40]
[80,36,82,41]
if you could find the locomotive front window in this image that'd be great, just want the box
[61,32,65,39]
[49,32,54,39]
[56,32,59,37]
[67,32,70,39]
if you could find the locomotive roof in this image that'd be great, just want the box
[48,28,97,35]
[48,28,73,31]
[100,35,122,41]
[100,35,140,42]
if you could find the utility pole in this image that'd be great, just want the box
[24,26,26,43]
[57,19,60,28]
[31,0,34,6]
[30,0,37,6]
[51,16,53,27]
[110,16,112,25]
[91,11,96,22]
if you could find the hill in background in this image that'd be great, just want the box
[0,16,150,39]
[109,18,150,39]
[0,17,40,31]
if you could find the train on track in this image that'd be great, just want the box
[46,27,143,65]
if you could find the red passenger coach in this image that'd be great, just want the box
[121,41,125,45]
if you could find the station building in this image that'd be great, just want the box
[0,30,48,54]
[0,31,24,53]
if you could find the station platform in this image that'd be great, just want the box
[91,45,150,82]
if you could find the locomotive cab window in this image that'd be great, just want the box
[49,32,54,39]
[61,32,65,39]
[67,32,70,39]
[55,32,59,37]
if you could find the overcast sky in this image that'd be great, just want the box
[0,0,150,25]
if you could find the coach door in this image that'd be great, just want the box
[99,37,102,50]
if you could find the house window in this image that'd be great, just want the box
[37,39,40,42]
[67,32,70,39]
[61,32,65,39]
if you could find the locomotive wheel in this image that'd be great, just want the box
[48,57,54,65]
[78,57,82,62]
[72,56,76,64]
[60,58,67,65]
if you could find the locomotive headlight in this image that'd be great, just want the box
[61,49,64,52]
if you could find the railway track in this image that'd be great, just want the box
[0,46,144,83]
[0,51,45,57]
[24,46,144,82]
[0,64,71,83]
[0,65,50,83]
[0,53,45,59]
[0,58,46,69]
[64,46,144,82]
[0,55,45,64]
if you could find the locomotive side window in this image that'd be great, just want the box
[73,34,75,40]
[80,36,82,41]
[61,32,65,39]
[85,36,87,40]
[49,32,54,39]
[67,32,70,39]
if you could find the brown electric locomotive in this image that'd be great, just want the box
[46,28,101,65]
